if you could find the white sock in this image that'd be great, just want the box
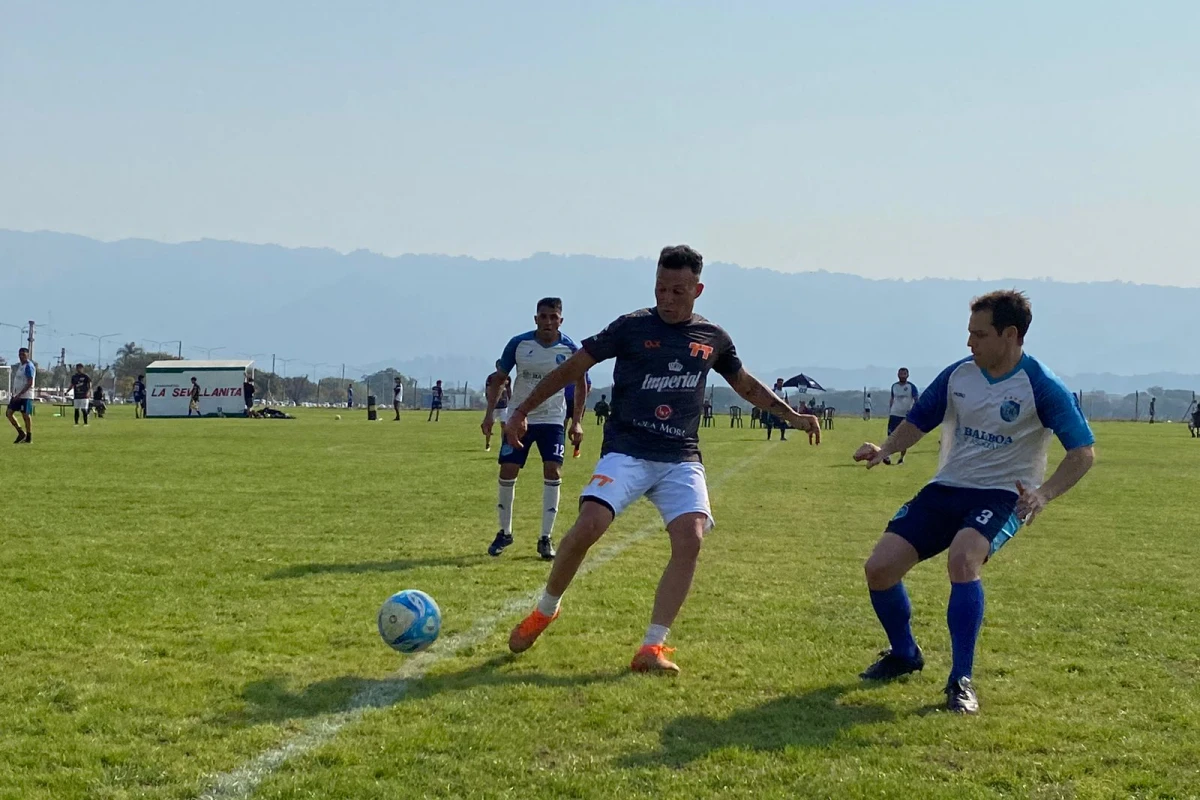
[537,590,561,617]
[643,624,670,647]
[541,479,561,540]
[498,478,517,535]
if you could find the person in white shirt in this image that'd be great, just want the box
[863,393,873,421]
[854,290,1095,715]
[392,377,404,421]
[482,298,587,561]
[6,348,35,444]
[886,368,920,464]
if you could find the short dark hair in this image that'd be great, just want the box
[658,245,703,275]
[536,297,563,313]
[76,363,84,369]
[971,290,1033,342]
[18,347,28,355]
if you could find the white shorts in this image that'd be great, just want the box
[74,399,90,411]
[580,452,713,530]
[497,407,510,424]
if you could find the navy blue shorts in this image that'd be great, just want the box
[7,398,32,415]
[887,415,905,436]
[886,483,1022,561]
[499,423,566,467]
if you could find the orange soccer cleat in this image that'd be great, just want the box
[508,608,558,653]
[630,644,680,675]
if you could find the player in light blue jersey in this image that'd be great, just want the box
[482,297,587,560]
[853,290,1096,714]
[6,348,36,444]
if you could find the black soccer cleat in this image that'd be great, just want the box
[860,647,925,681]
[13,431,26,444]
[488,531,514,557]
[945,676,979,714]
[537,536,556,561]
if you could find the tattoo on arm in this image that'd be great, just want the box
[732,370,790,415]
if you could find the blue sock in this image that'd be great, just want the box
[947,580,985,682]
[869,583,919,660]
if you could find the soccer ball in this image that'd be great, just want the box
[377,589,441,653]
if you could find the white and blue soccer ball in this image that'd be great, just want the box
[377,589,441,653]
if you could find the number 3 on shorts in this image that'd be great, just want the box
[975,509,994,525]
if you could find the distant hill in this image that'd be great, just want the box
[2,229,1196,395]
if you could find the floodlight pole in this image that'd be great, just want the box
[76,331,121,370]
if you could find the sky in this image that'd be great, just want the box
[2,1,1198,286]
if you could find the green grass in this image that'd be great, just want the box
[2,407,1199,799]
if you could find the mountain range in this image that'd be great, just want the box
[2,229,1196,394]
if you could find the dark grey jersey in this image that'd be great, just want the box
[582,308,742,463]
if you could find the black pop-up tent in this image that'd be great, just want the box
[781,373,826,392]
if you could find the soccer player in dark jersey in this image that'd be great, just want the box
[70,364,93,425]
[504,245,822,674]
[243,375,256,416]
[188,377,201,417]
[133,375,147,418]
[594,394,611,425]
[428,381,443,422]
[92,383,107,418]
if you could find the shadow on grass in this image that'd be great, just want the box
[225,654,630,726]
[264,554,486,580]
[619,684,893,768]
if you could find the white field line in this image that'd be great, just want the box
[195,446,774,800]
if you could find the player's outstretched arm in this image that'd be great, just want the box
[854,420,926,468]
[1016,445,1095,524]
[727,368,821,444]
[506,351,597,447]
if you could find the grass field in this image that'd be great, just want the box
[2,406,1199,799]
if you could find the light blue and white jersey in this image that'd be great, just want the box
[13,361,35,397]
[890,381,919,417]
[498,331,579,426]
[908,354,1094,494]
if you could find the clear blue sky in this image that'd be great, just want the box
[3,1,1197,285]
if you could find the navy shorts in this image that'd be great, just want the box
[886,483,1022,561]
[7,398,32,415]
[431,400,443,410]
[887,415,905,436]
[499,423,566,468]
